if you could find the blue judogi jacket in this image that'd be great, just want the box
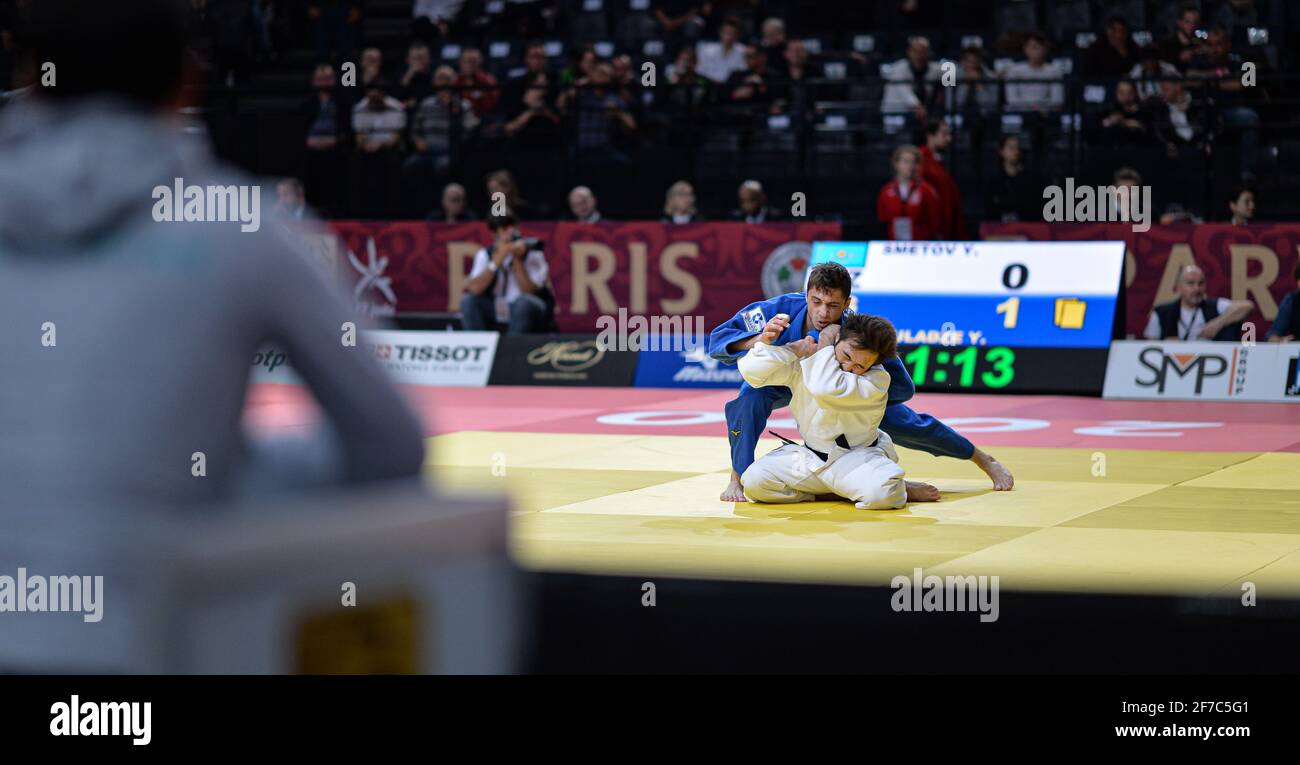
[707,292,916,405]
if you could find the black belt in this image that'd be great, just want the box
[768,430,875,461]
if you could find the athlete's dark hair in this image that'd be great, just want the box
[806,262,852,301]
[27,0,192,108]
[840,314,898,361]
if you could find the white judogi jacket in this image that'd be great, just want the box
[738,342,891,471]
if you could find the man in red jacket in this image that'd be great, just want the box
[877,144,943,241]
[919,118,967,240]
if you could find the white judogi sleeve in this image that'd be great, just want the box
[799,347,891,411]
[738,342,800,389]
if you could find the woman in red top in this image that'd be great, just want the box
[876,144,943,240]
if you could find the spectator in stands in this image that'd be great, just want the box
[300,62,352,216]
[987,135,1041,223]
[949,46,999,119]
[1088,79,1153,145]
[724,45,775,110]
[568,186,603,223]
[1159,3,1211,71]
[696,16,746,84]
[919,119,965,240]
[404,65,475,195]
[1085,16,1139,77]
[426,182,478,223]
[456,47,499,116]
[560,45,597,87]
[251,0,278,63]
[274,177,307,220]
[1144,264,1253,341]
[486,169,535,220]
[667,46,712,98]
[565,62,637,166]
[877,144,942,241]
[413,0,465,43]
[308,0,362,64]
[397,42,434,110]
[612,54,637,95]
[1227,185,1256,225]
[1151,79,1208,158]
[881,36,942,121]
[351,78,405,217]
[353,79,405,152]
[610,54,643,125]
[505,82,562,148]
[1267,261,1300,343]
[771,39,813,121]
[1113,166,1142,189]
[655,0,705,40]
[1130,46,1182,101]
[360,47,383,89]
[730,180,782,223]
[760,17,787,62]
[1003,32,1064,112]
[461,213,553,334]
[659,47,713,142]
[1189,27,1261,173]
[1213,0,1262,47]
[663,180,703,224]
[504,41,552,114]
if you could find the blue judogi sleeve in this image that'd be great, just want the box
[708,293,808,365]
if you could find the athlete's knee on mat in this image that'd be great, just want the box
[852,467,906,510]
[740,464,786,503]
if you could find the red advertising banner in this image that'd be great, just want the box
[327,221,842,332]
[981,222,1300,338]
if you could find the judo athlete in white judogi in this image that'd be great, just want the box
[738,314,914,510]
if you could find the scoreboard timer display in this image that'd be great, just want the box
[807,240,1126,394]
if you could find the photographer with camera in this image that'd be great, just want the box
[460,214,555,334]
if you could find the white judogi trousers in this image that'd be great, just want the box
[741,431,907,510]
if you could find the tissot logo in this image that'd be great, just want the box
[526,341,604,372]
[371,344,488,363]
[1135,347,1231,394]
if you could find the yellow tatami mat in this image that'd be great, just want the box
[426,432,1300,596]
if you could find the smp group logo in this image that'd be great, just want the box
[1135,346,1239,396]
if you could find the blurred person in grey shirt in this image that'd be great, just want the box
[0,0,426,515]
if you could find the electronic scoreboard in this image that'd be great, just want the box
[807,240,1126,393]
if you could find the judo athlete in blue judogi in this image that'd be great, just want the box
[710,262,1013,503]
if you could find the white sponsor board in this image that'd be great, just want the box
[365,330,498,386]
[250,331,499,388]
[1103,340,1300,402]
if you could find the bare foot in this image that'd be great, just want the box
[906,480,941,502]
[972,449,1014,490]
[721,471,748,502]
